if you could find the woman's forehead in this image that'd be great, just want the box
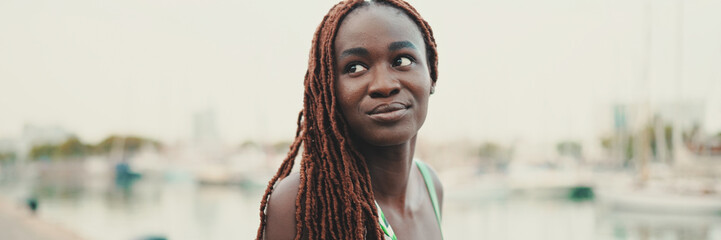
[334,4,425,52]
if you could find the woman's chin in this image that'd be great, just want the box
[360,131,417,147]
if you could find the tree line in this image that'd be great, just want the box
[27,135,162,161]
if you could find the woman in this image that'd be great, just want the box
[257,0,442,239]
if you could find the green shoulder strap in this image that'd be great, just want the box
[415,160,443,231]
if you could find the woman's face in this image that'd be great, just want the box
[334,4,434,147]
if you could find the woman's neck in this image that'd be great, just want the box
[358,136,417,206]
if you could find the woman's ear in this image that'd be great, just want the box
[430,82,436,95]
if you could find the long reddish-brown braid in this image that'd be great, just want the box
[256,0,438,239]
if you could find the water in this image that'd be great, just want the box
[1,174,721,240]
[444,195,721,240]
[0,174,262,240]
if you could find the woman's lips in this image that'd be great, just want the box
[368,103,409,122]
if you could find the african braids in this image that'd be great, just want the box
[256,0,439,239]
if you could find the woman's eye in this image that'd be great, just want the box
[393,56,413,67]
[346,64,367,74]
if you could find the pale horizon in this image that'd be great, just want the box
[1,0,720,146]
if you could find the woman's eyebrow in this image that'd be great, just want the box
[388,41,416,51]
[340,47,369,59]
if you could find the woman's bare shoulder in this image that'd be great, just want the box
[264,172,300,240]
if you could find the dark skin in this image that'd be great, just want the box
[265,4,443,240]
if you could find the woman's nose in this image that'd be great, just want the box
[368,67,401,98]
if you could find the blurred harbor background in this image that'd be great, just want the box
[1,0,721,239]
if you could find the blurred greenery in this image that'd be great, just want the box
[477,142,512,170]
[239,140,259,149]
[0,151,16,164]
[28,135,162,161]
[600,123,677,165]
[58,137,92,158]
[29,144,61,161]
[556,141,582,159]
[95,135,162,155]
[478,142,503,158]
[647,125,673,158]
[600,134,635,165]
[271,140,292,153]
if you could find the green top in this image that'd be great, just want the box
[375,160,443,240]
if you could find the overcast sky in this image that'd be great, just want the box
[1,0,720,145]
